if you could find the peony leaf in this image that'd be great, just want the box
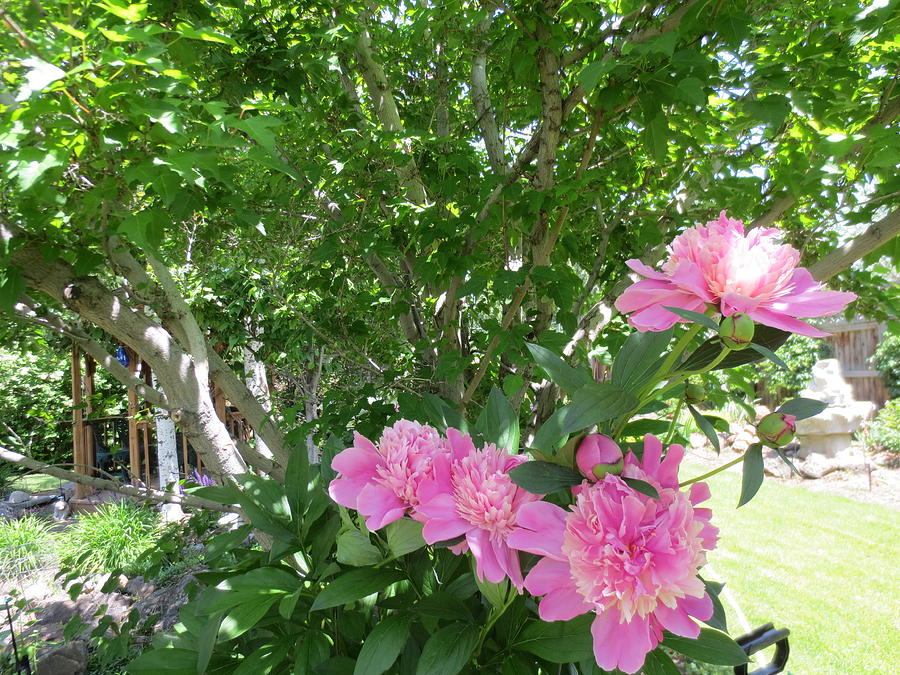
[749,342,789,370]
[612,329,673,393]
[737,444,764,507]
[777,397,827,420]
[526,343,593,395]
[354,614,411,675]
[508,461,582,494]
[622,477,660,500]
[415,623,480,675]
[476,387,520,452]
[310,568,404,611]
[663,306,720,331]
[663,628,749,666]
[513,615,594,663]
[688,403,721,453]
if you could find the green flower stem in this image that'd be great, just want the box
[474,593,516,658]
[664,398,684,445]
[639,323,703,400]
[679,453,747,487]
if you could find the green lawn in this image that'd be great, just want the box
[9,473,64,493]
[684,461,900,674]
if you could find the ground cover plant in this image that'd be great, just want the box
[58,500,162,575]
[0,514,56,578]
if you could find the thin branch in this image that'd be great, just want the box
[0,446,239,513]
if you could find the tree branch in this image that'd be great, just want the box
[809,207,900,281]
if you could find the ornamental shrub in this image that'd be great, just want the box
[867,399,900,453]
[871,332,900,398]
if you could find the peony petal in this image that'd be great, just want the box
[507,501,568,559]
[770,270,857,318]
[538,585,592,621]
[680,591,714,622]
[330,441,380,480]
[447,427,476,460]
[468,529,504,584]
[591,610,658,674]
[625,258,667,280]
[689,482,711,505]
[746,307,830,338]
[357,483,406,531]
[653,603,700,638]
[720,291,761,316]
[657,443,685,488]
[669,261,715,302]
[328,476,369,509]
[523,557,575,597]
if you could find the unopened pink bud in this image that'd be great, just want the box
[576,434,624,480]
[757,413,797,447]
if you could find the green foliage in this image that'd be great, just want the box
[871,332,900,398]
[866,399,900,453]
[59,501,162,575]
[0,514,56,576]
[729,334,832,401]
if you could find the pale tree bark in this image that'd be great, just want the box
[154,381,184,522]
[809,207,900,282]
[243,320,273,460]
[2,222,250,482]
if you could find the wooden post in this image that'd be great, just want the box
[83,355,96,487]
[71,345,89,499]
[127,348,140,483]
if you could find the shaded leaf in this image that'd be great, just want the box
[508,461,582,494]
[738,444,764,507]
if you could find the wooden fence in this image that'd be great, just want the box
[824,320,889,409]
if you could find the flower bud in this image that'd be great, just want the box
[757,412,797,448]
[576,434,624,480]
[684,382,707,404]
[719,312,755,350]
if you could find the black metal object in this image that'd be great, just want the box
[734,623,790,675]
[3,600,31,675]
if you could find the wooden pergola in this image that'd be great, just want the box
[69,344,250,500]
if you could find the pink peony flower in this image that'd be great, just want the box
[328,420,449,531]
[508,435,718,674]
[414,428,542,589]
[614,211,856,337]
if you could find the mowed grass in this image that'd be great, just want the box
[9,473,63,493]
[682,461,900,674]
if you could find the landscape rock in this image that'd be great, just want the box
[795,359,876,458]
[763,451,793,479]
[36,640,88,675]
[8,490,31,504]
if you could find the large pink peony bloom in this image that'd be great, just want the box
[614,211,856,337]
[414,428,541,589]
[508,435,718,674]
[328,420,449,531]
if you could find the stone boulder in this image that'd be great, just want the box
[795,359,875,458]
[36,641,88,675]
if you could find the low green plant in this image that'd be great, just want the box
[58,501,162,575]
[0,514,56,577]
[866,399,900,452]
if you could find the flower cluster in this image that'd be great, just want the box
[615,211,857,336]
[328,421,540,588]
[330,425,716,674]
